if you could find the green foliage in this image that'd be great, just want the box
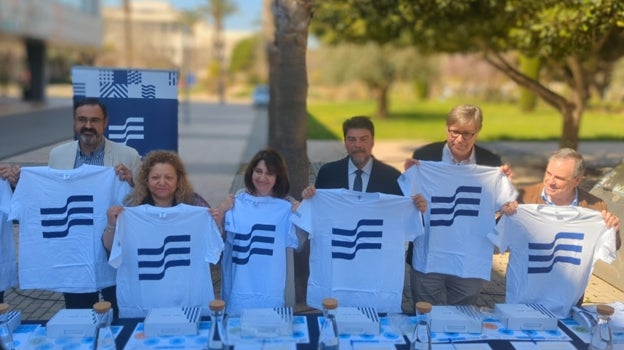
[518,55,540,111]
[230,36,258,73]
[307,99,624,141]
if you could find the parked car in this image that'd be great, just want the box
[252,84,269,108]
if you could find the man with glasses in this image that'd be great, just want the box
[404,104,509,305]
[48,98,140,313]
[4,98,140,313]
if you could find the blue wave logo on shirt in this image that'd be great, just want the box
[40,195,94,238]
[137,235,191,280]
[429,186,481,226]
[331,219,383,260]
[527,232,583,274]
[107,117,145,144]
[232,224,276,265]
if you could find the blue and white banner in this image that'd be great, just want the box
[71,66,178,156]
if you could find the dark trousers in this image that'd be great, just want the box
[63,285,118,319]
[0,290,3,303]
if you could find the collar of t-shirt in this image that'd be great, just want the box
[348,157,373,191]
[442,143,477,165]
[74,139,106,168]
[540,187,579,206]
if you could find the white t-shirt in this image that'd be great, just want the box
[291,188,423,313]
[110,204,224,318]
[0,179,17,292]
[488,204,616,317]
[398,161,517,280]
[221,192,298,315]
[9,165,130,292]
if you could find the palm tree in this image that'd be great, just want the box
[202,0,237,103]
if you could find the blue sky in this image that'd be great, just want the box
[102,0,262,31]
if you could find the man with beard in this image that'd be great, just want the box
[36,98,139,315]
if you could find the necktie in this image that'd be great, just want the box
[353,169,363,191]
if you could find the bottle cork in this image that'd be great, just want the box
[415,301,432,314]
[209,299,226,312]
[93,301,112,314]
[596,304,614,316]
[322,298,338,310]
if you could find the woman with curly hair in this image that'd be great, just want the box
[103,150,216,251]
[101,150,224,317]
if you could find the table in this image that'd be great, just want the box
[20,314,591,349]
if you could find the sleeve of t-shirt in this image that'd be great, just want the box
[0,179,12,215]
[290,198,313,238]
[397,166,419,196]
[204,215,225,264]
[594,226,617,265]
[108,211,126,268]
[493,170,519,209]
[487,213,512,252]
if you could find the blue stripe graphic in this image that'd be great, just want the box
[527,231,584,274]
[430,198,481,215]
[429,186,482,227]
[331,219,383,260]
[42,218,94,238]
[431,186,481,203]
[40,195,93,214]
[137,235,192,281]
[232,223,276,265]
[40,195,94,238]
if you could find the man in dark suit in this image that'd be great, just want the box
[313,116,403,194]
[406,104,509,306]
[298,116,426,308]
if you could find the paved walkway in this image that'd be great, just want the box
[2,96,623,320]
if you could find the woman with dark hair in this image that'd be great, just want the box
[218,148,300,314]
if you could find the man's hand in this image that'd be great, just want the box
[114,163,134,186]
[500,201,519,215]
[0,164,20,187]
[404,158,420,171]
[412,194,427,213]
[500,164,513,180]
[301,185,316,199]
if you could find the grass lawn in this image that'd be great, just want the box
[307,99,624,142]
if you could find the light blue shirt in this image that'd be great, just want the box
[348,157,373,191]
[541,187,579,206]
[442,143,477,165]
[74,139,106,168]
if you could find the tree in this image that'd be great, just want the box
[265,0,313,305]
[201,0,237,103]
[312,0,624,149]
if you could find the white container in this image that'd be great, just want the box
[240,307,293,338]
[46,309,98,338]
[430,305,482,333]
[334,307,380,336]
[143,307,201,337]
[495,304,558,331]
[7,311,21,333]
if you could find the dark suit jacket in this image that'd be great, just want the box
[412,141,502,166]
[315,156,403,195]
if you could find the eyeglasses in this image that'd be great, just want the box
[448,129,476,140]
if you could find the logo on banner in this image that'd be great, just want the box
[40,195,94,238]
[232,224,276,265]
[331,219,383,260]
[527,232,583,274]
[137,235,191,280]
[430,186,481,227]
[107,117,145,144]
